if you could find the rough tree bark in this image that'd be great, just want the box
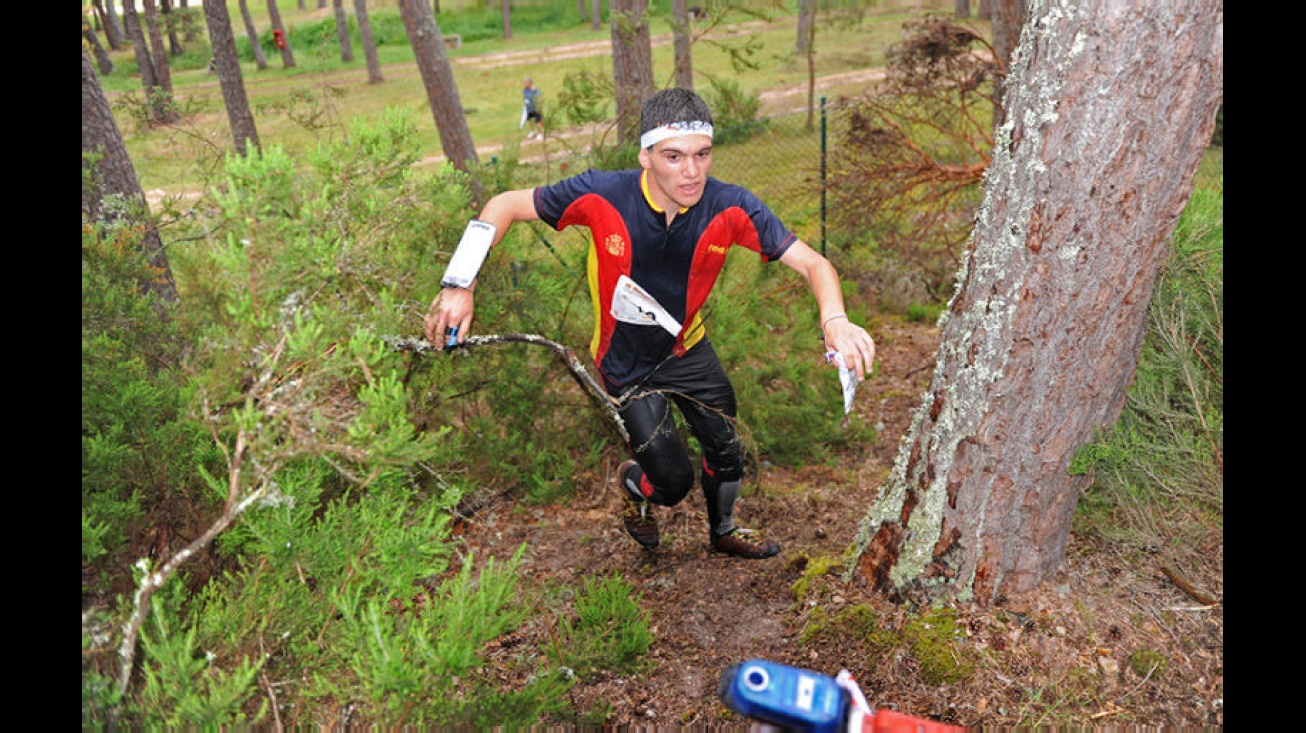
[203,0,262,156]
[847,0,1223,606]
[354,0,386,84]
[237,0,270,71]
[397,0,483,202]
[82,47,177,304]
[122,1,158,87]
[610,0,655,148]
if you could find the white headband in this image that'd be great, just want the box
[640,120,715,149]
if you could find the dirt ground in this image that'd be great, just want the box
[449,316,1224,729]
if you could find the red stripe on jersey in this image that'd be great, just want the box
[559,193,632,371]
[677,207,761,355]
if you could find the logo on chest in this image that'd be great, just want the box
[605,234,626,257]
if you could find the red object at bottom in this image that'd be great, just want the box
[862,710,968,733]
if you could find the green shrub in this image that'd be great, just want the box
[136,582,267,726]
[548,573,655,679]
[81,221,223,597]
[703,77,766,145]
[83,112,495,724]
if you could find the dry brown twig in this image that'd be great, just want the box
[385,333,629,443]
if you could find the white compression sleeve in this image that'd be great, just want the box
[441,219,497,289]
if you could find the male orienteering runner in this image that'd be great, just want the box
[426,88,876,559]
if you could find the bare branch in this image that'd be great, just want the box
[386,333,629,443]
[114,426,274,700]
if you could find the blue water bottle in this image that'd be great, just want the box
[718,659,851,733]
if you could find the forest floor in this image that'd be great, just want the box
[449,316,1224,729]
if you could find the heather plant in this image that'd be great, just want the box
[85,111,538,723]
[81,219,223,598]
[321,546,571,727]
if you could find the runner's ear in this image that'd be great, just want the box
[638,146,652,169]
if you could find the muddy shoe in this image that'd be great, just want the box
[619,460,659,549]
[710,528,780,559]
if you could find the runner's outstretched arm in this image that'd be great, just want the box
[778,240,877,380]
[425,189,540,345]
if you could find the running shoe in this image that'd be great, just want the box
[619,460,659,549]
[710,528,780,559]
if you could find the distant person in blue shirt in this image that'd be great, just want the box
[429,89,877,559]
[521,77,544,139]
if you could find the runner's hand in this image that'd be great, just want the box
[425,287,475,349]
[822,319,876,381]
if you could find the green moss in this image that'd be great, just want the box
[790,553,843,603]
[797,605,830,645]
[1128,649,1169,679]
[902,608,976,686]
[798,603,897,651]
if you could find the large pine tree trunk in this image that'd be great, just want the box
[848,0,1223,606]
[355,0,385,84]
[203,0,261,156]
[397,0,483,202]
[610,0,655,147]
[82,48,177,303]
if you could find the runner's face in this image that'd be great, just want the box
[640,135,713,211]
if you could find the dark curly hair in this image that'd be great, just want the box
[639,89,714,145]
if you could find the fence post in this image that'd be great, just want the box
[820,95,827,257]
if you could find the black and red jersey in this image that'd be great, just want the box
[534,168,797,389]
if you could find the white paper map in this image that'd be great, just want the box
[612,275,682,336]
[828,352,860,415]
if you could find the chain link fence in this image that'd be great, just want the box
[710,101,833,257]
